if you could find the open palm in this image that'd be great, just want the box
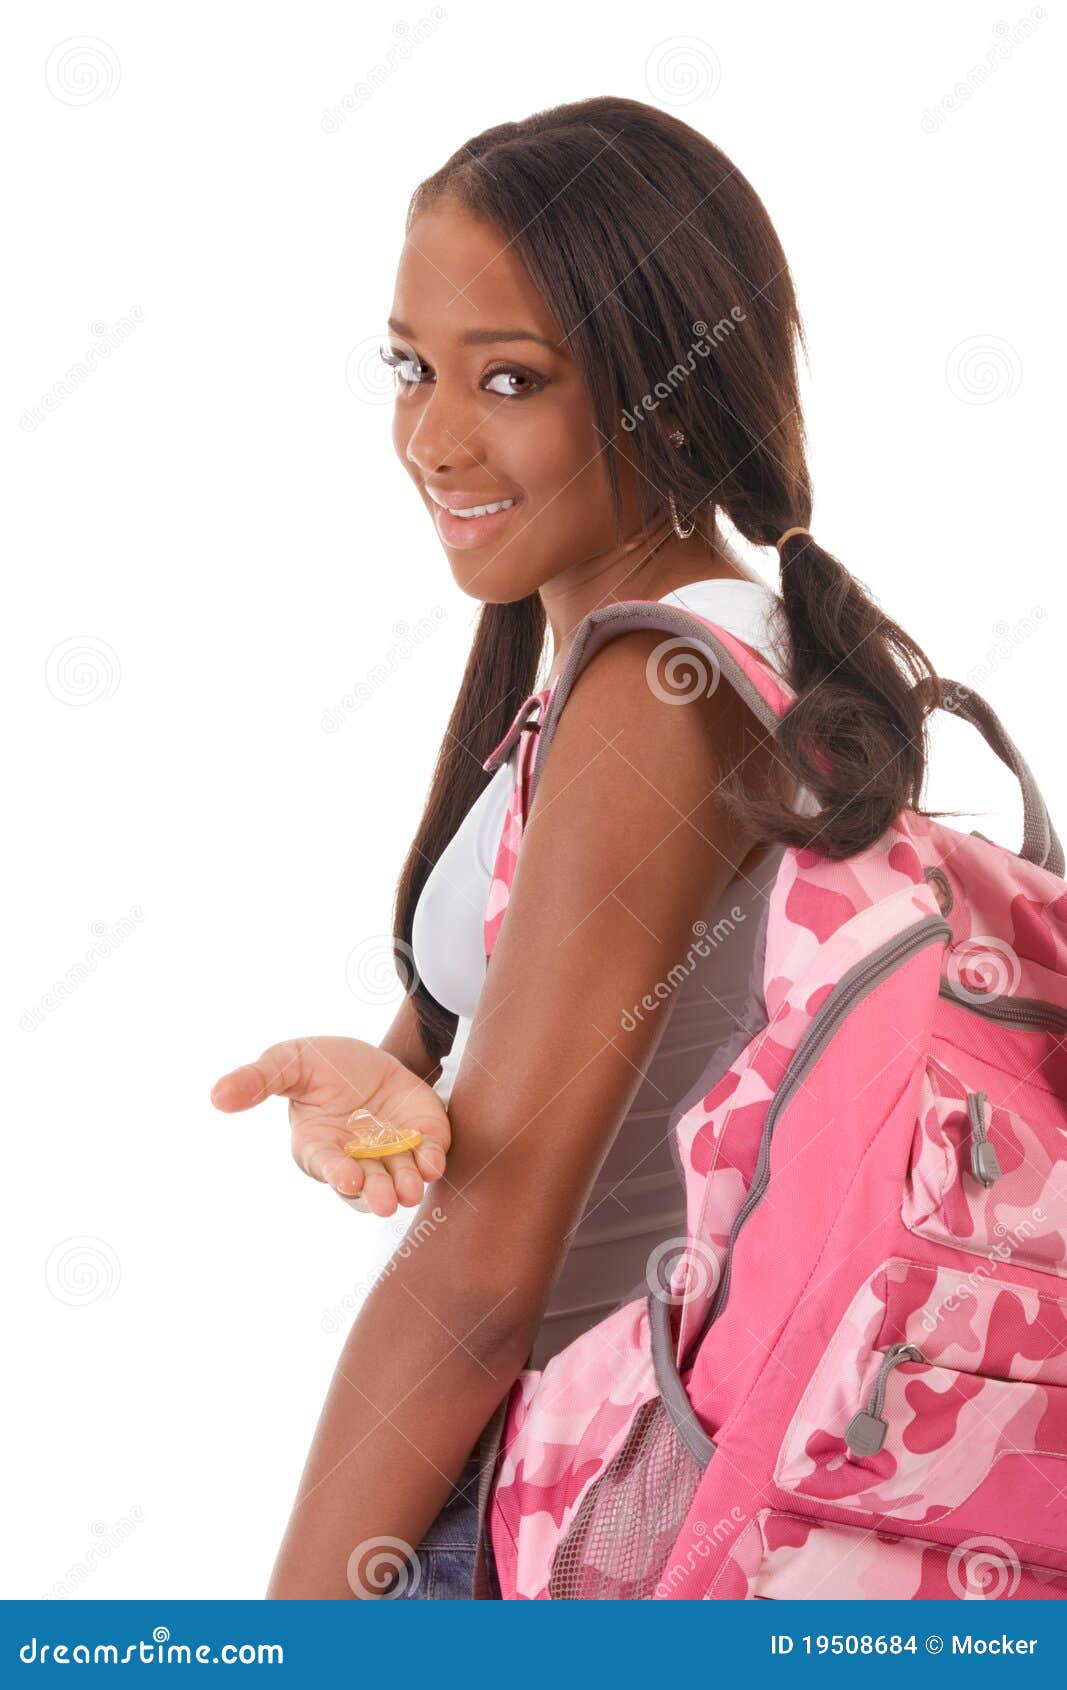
[210,1036,451,1217]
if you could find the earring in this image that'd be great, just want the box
[662,425,696,530]
[669,493,696,539]
[667,427,695,535]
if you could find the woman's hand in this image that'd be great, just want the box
[210,1037,450,1217]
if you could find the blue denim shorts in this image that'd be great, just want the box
[388,1446,501,1600]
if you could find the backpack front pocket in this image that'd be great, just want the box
[775,1261,1067,1554]
[718,1510,1067,1600]
[902,1053,1067,1275]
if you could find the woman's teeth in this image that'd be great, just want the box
[450,499,515,518]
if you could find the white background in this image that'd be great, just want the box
[4,0,1062,1598]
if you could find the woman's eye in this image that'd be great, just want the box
[379,347,425,389]
[483,367,541,399]
[378,347,543,400]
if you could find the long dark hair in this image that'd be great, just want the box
[392,95,943,1066]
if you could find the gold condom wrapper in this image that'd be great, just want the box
[341,1107,424,1160]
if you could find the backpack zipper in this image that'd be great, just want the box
[966,1088,1002,1186]
[844,1342,925,1457]
[938,982,1067,1033]
[683,913,953,1360]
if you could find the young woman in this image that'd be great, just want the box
[211,95,939,1599]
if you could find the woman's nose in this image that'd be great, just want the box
[404,385,481,478]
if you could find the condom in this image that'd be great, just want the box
[341,1107,424,1160]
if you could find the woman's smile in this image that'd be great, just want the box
[429,489,525,549]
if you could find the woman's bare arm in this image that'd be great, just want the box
[266,629,773,1598]
[378,991,444,1088]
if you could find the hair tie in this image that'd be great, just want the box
[775,526,813,550]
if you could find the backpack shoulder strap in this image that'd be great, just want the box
[483,599,794,798]
[915,674,1064,878]
[478,600,790,964]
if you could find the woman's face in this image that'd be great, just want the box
[387,195,641,603]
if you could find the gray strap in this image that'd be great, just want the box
[523,611,1063,880]
[470,1395,508,1599]
[921,676,1064,877]
[530,603,783,804]
[646,1291,716,1467]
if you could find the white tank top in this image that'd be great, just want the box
[411,576,792,1369]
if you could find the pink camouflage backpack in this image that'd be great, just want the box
[466,595,1067,1602]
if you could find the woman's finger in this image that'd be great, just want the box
[292,1135,367,1196]
[359,1158,402,1218]
[413,1139,447,1182]
[379,1149,423,1208]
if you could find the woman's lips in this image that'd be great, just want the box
[433,496,523,549]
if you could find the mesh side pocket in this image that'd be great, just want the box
[547,1396,705,1600]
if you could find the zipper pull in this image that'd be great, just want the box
[966,1090,1002,1187]
[845,1342,924,1458]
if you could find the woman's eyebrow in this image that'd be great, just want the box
[386,317,564,353]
